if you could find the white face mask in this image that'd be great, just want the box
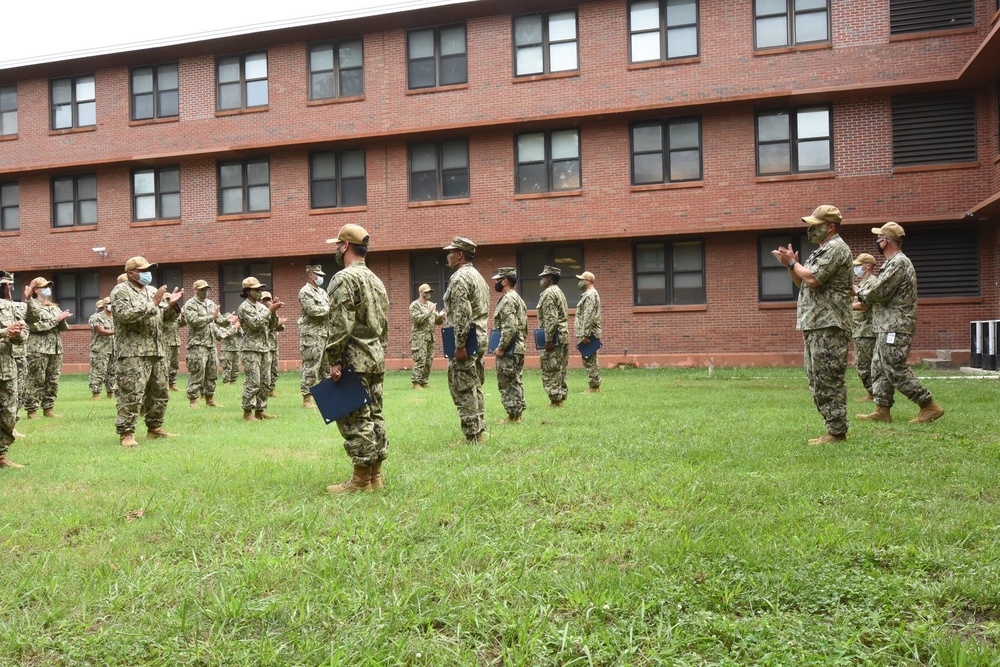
[853,266,865,278]
[314,276,324,287]
[40,287,52,298]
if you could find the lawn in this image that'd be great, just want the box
[2,367,999,666]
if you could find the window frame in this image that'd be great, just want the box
[309,149,368,209]
[217,158,270,216]
[755,104,833,176]
[216,51,269,111]
[130,63,179,121]
[408,139,470,202]
[628,0,700,63]
[516,245,585,307]
[513,10,580,77]
[630,116,703,184]
[0,83,16,136]
[307,38,365,100]
[515,128,582,194]
[219,261,273,315]
[757,232,818,302]
[633,239,706,306]
[53,271,100,325]
[50,74,96,130]
[406,24,468,89]
[132,166,181,222]
[0,181,18,231]
[51,173,98,228]
[753,0,830,50]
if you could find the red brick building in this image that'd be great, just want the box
[1,0,998,372]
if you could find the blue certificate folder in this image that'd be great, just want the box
[577,336,603,359]
[310,369,371,425]
[533,329,559,350]
[442,324,479,359]
[488,329,518,356]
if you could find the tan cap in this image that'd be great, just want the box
[853,253,877,266]
[261,291,273,301]
[576,271,595,281]
[116,274,128,284]
[305,264,326,276]
[538,265,561,277]
[872,221,905,241]
[491,267,517,280]
[30,277,54,290]
[124,256,157,272]
[193,279,211,290]
[418,283,433,294]
[0,271,13,284]
[241,277,267,290]
[325,224,370,246]
[801,205,842,226]
[443,236,477,254]
[96,297,110,308]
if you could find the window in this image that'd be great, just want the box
[0,84,16,136]
[310,150,366,208]
[407,25,467,89]
[758,233,818,301]
[51,75,95,130]
[635,241,705,305]
[0,182,18,231]
[892,92,976,166]
[411,252,454,301]
[629,0,699,63]
[53,272,99,325]
[409,140,470,201]
[631,117,702,184]
[754,0,829,49]
[889,0,974,35]
[516,129,581,194]
[517,245,584,307]
[151,266,184,292]
[217,52,268,110]
[131,63,179,120]
[514,11,578,76]
[218,159,269,215]
[905,224,979,297]
[52,174,97,228]
[133,166,180,221]
[220,262,272,314]
[308,39,364,100]
[756,106,832,175]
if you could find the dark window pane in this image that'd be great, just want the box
[551,160,580,190]
[161,193,180,218]
[159,90,179,117]
[410,172,437,200]
[442,169,470,198]
[634,153,664,184]
[670,149,701,181]
[159,168,180,193]
[341,178,366,206]
[408,60,436,89]
[518,163,547,193]
[440,55,467,86]
[220,164,243,188]
[133,93,154,120]
[311,72,335,99]
[221,188,243,214]
[340,69,364,96]
[758,143,791,174]
[312,180,337,208]
[219,83,241,109]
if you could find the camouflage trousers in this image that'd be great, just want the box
[14,354,27,410]
[186,345,219,399]
[267,349,279,395]
[335,371,388,467]
[241,351,271,411]
[221,350,240,383]
[0,376,17,457]
[24,352,62,412]
[115,355,169,435]
[496,354,525,418]
[803,327,850,437]
[540,344,569,402]
[89,350,116,395]
[872,332,932,409]
[299,339,324,396]
[854,336,876,395]
[448,353,485,439]
[167,345,180,385]
[582,350,601,388]
[410,336,434,385]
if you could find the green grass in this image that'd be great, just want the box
[2,367,999,666]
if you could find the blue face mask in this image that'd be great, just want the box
[315,276,324,287]
[138,272,153,286]
[40,287,52,298]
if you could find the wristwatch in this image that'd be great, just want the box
[787,261,797,270]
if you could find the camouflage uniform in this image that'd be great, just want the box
[0,301,27,459]
[852,273,877,395]
[856,251,933,408]
[183,296,228,400]
[325,260,390,466]
[111,281,179,435]
[88,310,116,396]
[265,310,283,396]
[410,298,443,386]
[24,299,68,412]
[575,287,603,388]
[444,264,490,439]
[0,297,28,411]
[537,285,570,403]
[493,289,527,419]
[797,235,853,437]
[162,313,183,386]
[237,299,272,412]
[220,324,241,383]
[298,283,329,396]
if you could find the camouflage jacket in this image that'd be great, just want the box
[851,274,877,339]
[0,299,27,357]
[298,283,329,347]
[183,297,228,348]
[220,325,241,352]
[444,263,490,352]
[266,312,283,352]
[25,299,68,355]
[111,281,180,358]
[88,311,114,354]
[409,298,443,344]
[856,251,918,335]
[574,288,602,341]
[238,299,272,353]
[537,285,569,346]
[493,290,527,355]
[0,300,28,380]
[326,260,388,374]
[162,310,184,346]
[796,235,853,332]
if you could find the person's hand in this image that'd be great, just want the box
[166,287,183,305]
[5,321,25,338]
[227,313,238,324]
[582,336,591,346]
[58,309,73,321]
[152,285,168,305]
[494,348,503,359]
[23,285,33,300]
[330,364,342,382]
[213,306,221,318]
[545,341,554,352]
[455,346,468,361]
[267,298,283,312]
[278,316,287,325]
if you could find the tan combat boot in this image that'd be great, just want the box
[549,400,564,408]
[43,409,61,418]
[205,396,221,408]
[859,393,874,402]
[189,397,200,408]
[910,400,944,424]
[169,384,179,392]
[370,460,384,490]
[0,454,24,468]
[92,393,101,401]
[303,395,316,409]
[807,433,847,446]
[255,410,278,420]
[147,427,178,439]
[582,386,601,394]
[26,410,37,419]
[120,432,139,447]
[857,405,892,423]
[12,428,26,439]
[326,465,372,494]
[243,409,259,422]
[412,383,423,390]
[107,391,115,399]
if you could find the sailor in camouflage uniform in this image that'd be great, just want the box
[162,304,184,392]
[298,265,328,408]
[537,265,570,407]
[850,253,878,402]
[261,291,285,398]
[24,277,71,419]
[88,298,116,399]
[491,267,527,422]
[220,320,241,383]
[183,279,231,408]
[237,277,281,421]
[0,274,28,439]
[111,256,183,447]
[324,224,390,493]
[772,205,853,445]
[574,270,602,393]
[856,222,944,424]
[409,283,444,389]
[0,271,28,468]
[443,237,490,442]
